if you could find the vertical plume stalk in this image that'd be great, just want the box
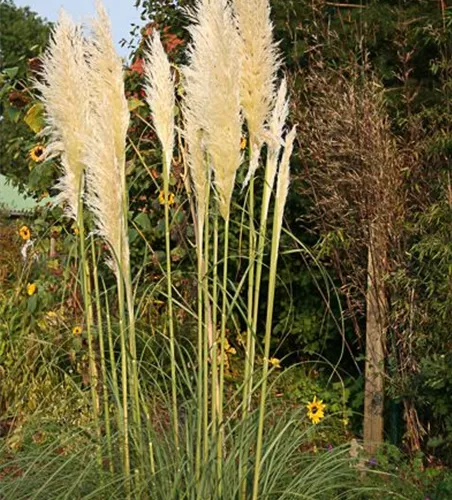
[252,126,296,500]
[231,8,280,492]
[184,0,243,488]
[246,79,289,401]
[240,78,289,497]
[183,107,208,476]
[84,0,139,483]
[36,10,104,475]
[144,31,179,448]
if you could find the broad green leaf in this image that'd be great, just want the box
[134,212,152,232]
[3,66,19,79]
[24,103,45,133]
[128,97,145,112]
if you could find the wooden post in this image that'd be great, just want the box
[363,224,387,454]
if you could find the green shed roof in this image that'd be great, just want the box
[0,174,50,214]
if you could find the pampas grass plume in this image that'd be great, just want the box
[36,10,90,220]
[275,125,296,233]
[144,31,175,174]
[184,0,242,221]
[233,0,280,183]
[265,78,289,192]
[83,0,130,277]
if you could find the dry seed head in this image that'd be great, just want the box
[269,78,289,151]
[84,0,130,277]
[184,0,243,220]
[265,77,289,194]
[233,0,280,181]
[144,31,175,175]
[36,10,90,220]
[275,126,296,236]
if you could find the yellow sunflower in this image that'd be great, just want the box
[306,396,326,425]
[240,136,247,150]
[19,225,31,240]
[29,145,45,162]
[72,326,82,336]
[27,283,37,296]
[158,190,175,206]
[268,357,281,369]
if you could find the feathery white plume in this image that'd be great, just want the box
[84,0,130,277]
[233,0,280,184]
[265,78,289,193]
[144,31,175,174]
[274,126,296,235]
[184,0,243,221]
[36,10,90,220]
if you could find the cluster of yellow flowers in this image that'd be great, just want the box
[158,190,175,206]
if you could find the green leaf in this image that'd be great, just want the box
[129,228,139,244]
[27,294,38,314]
[134,212,152,232]
[3,66,19,79]
[5,105,21,123]
[128,97,145,112]
[24,103,45,133]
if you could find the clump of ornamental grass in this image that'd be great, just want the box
[22,0,369,498]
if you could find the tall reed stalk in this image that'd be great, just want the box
[252,126,296,500]
[36,8,104,474]
[83,1,141,485]
[144,31,179,449]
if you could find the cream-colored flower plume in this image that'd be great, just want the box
[83,0,130,277]
[232,0,280,183]
[184,0,243,221]
[144,31,175,174]
[274,126,296,238]
[265,78,289,193]
[36,10,90,220]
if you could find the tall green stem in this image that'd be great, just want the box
[163,157,179,449]
[251,196,284,500]
[247,153,276,412]
[91,237,114,474]
[103,280,121,434]
[117,272,131,490]
[77,200,103,476]
[217,216,230,496]
[195,220,204,484]
[203,181,211,463]
[211,211,219,437]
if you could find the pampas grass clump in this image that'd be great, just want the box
[24,1,340,499]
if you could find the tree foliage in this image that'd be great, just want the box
[0,0,51,191]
